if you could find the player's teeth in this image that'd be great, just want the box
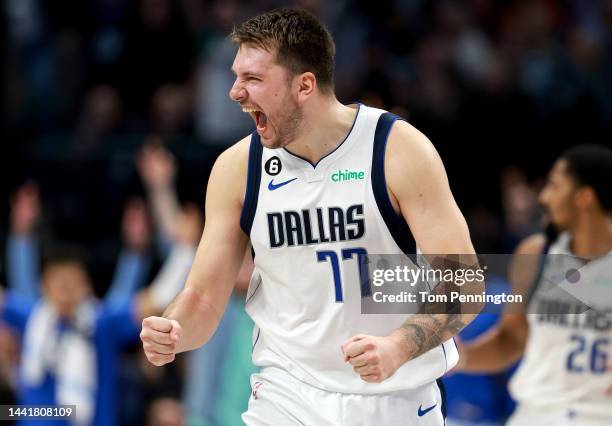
[242,107,259,113]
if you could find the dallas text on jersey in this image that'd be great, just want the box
[267,204,365,248]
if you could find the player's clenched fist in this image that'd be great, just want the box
[140,316,182,366]
[341,334,406,383]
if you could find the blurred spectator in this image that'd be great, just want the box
[0,323,19,404]
[72,85,123,160]
[500,167,540,252]
[151,84,193,138]
[0,188,200,426]
[194,0,252,146]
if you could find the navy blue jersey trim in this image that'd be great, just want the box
[436,378,448,420]
[525,242,550,305]
[240,132,263,235]
[252,327,261,352]
[245,276,262,305]
[371,112,416,254]
[441,341,448,373]
[282,103,361,169]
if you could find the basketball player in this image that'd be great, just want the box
[457,145,612,425]
[140,8,482,425]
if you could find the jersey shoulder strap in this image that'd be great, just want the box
[240,132,263,235]
[371,112,416,254]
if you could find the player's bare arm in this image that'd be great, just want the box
[342,120,483,382]
[140,137,250,366]
[458,233,546,373]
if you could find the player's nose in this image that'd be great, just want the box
[537,187,549,207]
[229,80,247,103]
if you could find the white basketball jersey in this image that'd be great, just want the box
[240,104,458,394]
[509,232,612,418]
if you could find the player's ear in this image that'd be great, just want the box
[575,186,598,210]
[296,72,316,100]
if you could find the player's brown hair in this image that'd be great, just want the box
[230,7,335,94]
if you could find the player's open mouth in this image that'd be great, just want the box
[243,107,268,133]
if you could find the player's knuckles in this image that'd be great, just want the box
[142,317,158,329]
[354,364,378,375]
[345,345,360,358]
[367,354,380,364]
[140,327,155,341]
[352,365,365,374]
[348,359,366,368]
[159,344,176,354]
[145,351,161,365]
[152,333,174,346]
[159,334,174,345]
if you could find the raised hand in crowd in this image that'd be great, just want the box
[136,137,176,191]
[10,182,40,236]
[136,138,181,254]
[122,197,151,252]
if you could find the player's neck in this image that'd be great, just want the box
[569,213,612,258]
[285,98,358,165]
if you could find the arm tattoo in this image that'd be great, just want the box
[398,314,467,360]
[395,255,483,361]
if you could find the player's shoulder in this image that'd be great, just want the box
[383,115,445,194]
[385,118,439,169]
[514,233,547,255]
[207,134,252,201]
[214,134,252,170]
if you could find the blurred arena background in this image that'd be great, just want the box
[0,0,611,425]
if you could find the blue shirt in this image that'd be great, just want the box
[1,294,140,426]
[442,277,516,423]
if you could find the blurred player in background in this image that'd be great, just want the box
[458,145,612,425]
[141,7,483,425]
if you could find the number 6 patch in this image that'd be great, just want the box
[265,156,282,176]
